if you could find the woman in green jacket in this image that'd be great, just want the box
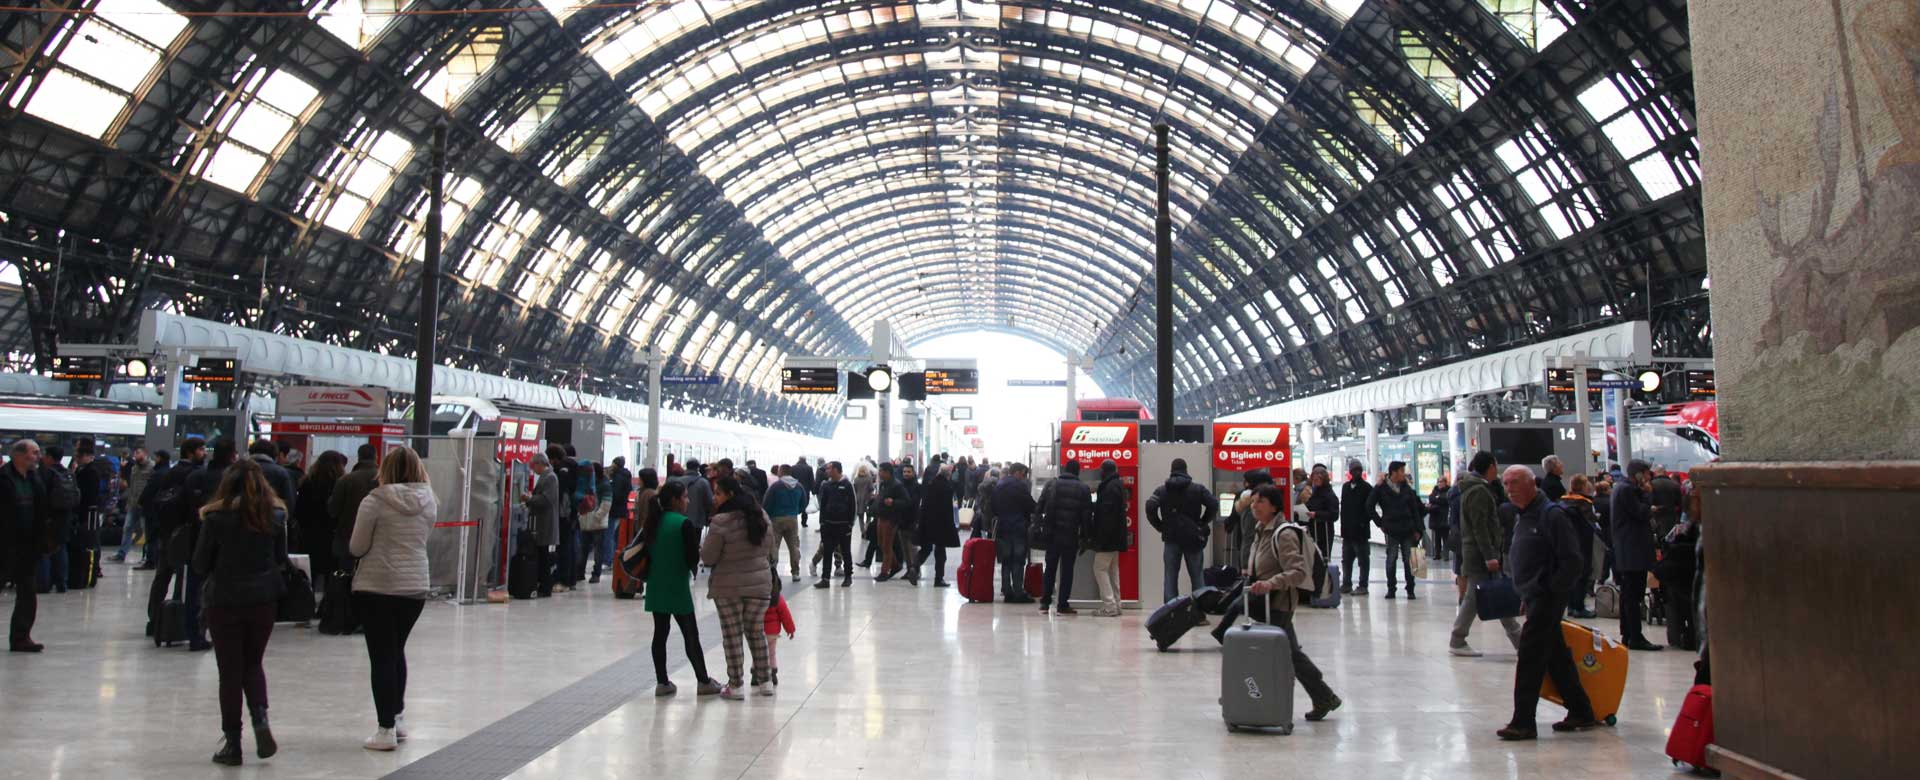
[644,481,717,697]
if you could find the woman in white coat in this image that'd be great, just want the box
[348,446,436,751]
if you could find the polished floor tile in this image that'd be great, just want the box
[0,534,1700,779]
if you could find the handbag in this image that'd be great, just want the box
[1473,575,1522,621]
[618,534,650,581]
[580,504,609,532]
[1411,544,1429,579]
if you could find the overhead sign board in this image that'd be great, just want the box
[1210,422,1291,475]
[50,356,105,382]
[923,367,979,394]
[780,366,839,394]
[1685,369,1716,398]
[1544,368,1607,395]
[1008,378,1067,387]
[182,358,238,387]
[277,386,389,419]
[661,374,721,386]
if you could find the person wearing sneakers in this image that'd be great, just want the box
[192,459,290,766]
[1448,452,1522,658]
[1237,484,1343,723]
[701,475,775,699]
[1496,465,1599,741]
[762,465,806,583]
[349,446,436,751]
[763,577,796,686]
[646,481,718,697]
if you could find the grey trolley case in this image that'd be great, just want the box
[1220,525,1306,733]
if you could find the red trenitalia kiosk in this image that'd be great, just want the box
[1060,421,1141,602]
[493,417,543,588]
[1210,422,1292,494]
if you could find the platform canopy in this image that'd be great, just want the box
[0,1,1703,434]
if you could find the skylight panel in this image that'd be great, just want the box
[96,0,190,47]
[202,143,268,192]
[418,26,503,109]
[314,0,398,49]
[24,69,125,138]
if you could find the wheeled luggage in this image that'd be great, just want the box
[68,545,98,589]
[1203,565,1240,590]
[1666,684,1716,772]
[1542,620,1630,725]
[1220,614,1294,733]
[1146,592,1207,652]
[956,537,996,603]
[1309,562,1342,609]
[277,567,316,624]
[317,569,358,635]
[1196,583,1237,615]
[155,576,190,647]
[508,549,537,600]
[1023,561,1043,599]
[611,515,642,599]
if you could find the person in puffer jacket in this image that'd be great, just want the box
[1368,461,1427,600]
[349,446,437,752]
[1145,458,1216,603]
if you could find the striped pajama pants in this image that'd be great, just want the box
[713,596,771,687]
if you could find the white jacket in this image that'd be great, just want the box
[349,482,437,598]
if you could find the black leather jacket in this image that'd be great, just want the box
[192,506,290,608]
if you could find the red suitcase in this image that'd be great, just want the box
[1666,684,1715,772]
[1024,562,1043,599]
[957,537,996,603]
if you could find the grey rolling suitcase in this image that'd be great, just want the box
[1220,615,1295,733]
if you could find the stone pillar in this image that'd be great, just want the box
[1694,2,1920,778]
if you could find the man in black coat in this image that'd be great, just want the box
[911,465,960,587]
[1368,460,1427,600]
[1035,461,1093,614]
[1609,460,1662,651]
[143,438,205,639]
[745,460,769,499]
[1085,460,1130,617]
[1497,465,1599,741]
[1145,458,1216,603]
[989,464,1037,602]
[789,456,815,528]
[1338,461,1375,594]
[1540,456,1568,503]
[247,439,298,506]
[814,461,857,589]
[3,438,49,651]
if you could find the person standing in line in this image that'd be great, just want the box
[606,456,633,581]
[1558,475,1601,619]
[814,461,856,588]
[1230,484,1343,722]
[328,445,380,567]
[1539,456,1568,504]
[1035,460,1091,614]
[871,463,910,582]
[1085,460,1129,617]
[295,452,347,592]
[989,463,1036,602]
[1368,460,1426,600]
[1144,458,1216,603]
[1496,465,1599,741]
[762,465,806,583]
[579,462,612,585]
[1425,471,1453,562]
[36,445,76,594]
[680,459,714,531]
[112,447,154,564]
[971,467,1000,538]
[1609,460,1663,651]
[523,454,560,598]
[789,456,815,530]
[645,481,718,697]
[1304,465,1338,564]
[246,440,297,507]
[745,460,769,501]
[1338,461,1375,595]
[144,438,205,639]
[1448,452,1522,657]
[130,449,172,570]
[3,439,48,652]
[350,446,436,751]
[184,439,243,652]
[701,475,775,700]
[193,459,291,765]
[548,446,580,594]
[913,462,961,587]
[895,463,923,584]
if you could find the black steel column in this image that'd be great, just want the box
[1153,124,1174,441]
[412,123,445,452]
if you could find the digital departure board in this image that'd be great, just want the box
[50,356,104,382]
[1544,368,1605,395]
[923,367,980,395]
[183,358,238,387]
[780,366,839,394]
[1685,369,1716,398]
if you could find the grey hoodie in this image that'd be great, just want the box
[349,482,438,598]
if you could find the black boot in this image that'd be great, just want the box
[212,732,243,766]
[251,706,277,759]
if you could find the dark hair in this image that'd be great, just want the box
[1388,460,1407,475]
[613,456,625,467]
[181,437,207,458]
[303,450,348,488]
[878,462,894,475]
[154,451,172,465]
[356,443,377,462]
[546,445,566,461]
[45,445,65,462]
[638,467,659,491]
[717,457,734,473]
[1244,468,1272,487]
[249,439,279,458]
[643,480,687,547]
[1626,459,1653,478]
[1253,484,1289,513]
[206,458,278,534]
[713,474,768,546]
[1469,451,1498,477]
[828,460,842,474]
[1347,460,1364,475]
[1061,460,1081,477]
[563,444,577,457]
[210,438,238,465]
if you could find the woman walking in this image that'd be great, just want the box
[700,475,774,700]
[645,480,718,696]
[1221,484,1342,721]
[349,446,436,751]
[193,459,291,766]
[913,463,960,587]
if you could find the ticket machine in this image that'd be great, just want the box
[1060,421,1145,608]
[1208,422,1292,569]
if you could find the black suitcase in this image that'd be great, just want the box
[317,570,357,635]
[155,577,190,647]
[68,544,98,589]
[1197,583,1239,615]
[1203,566,1240,590]
[277,567,316,624]
[1147,592,1209,652]
[508,551,537,599]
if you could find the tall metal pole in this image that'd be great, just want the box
[1152,124,1175,442]
[647,347,663,472]
[412,123,445,454]
[1064,352,1078,422]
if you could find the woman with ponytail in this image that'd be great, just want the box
[193,458,291,766]
[700,474,774,699]
[643,480,715,697]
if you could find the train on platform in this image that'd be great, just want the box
[1074,397,1151,421]
[0,394,153,464]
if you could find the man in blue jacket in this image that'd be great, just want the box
[763,465,807,582]
[1497,465,1598,741]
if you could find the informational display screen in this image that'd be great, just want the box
[1685,369,1717,398]
[847,371,876,400]
[50,356,105,382]
[1544,367,1605,395]
[780,366,839,394]
[923,368,979,394]
[897,372,927,401]
[183,358,238,387]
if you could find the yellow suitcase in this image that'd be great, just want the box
[1543,620,1630,725]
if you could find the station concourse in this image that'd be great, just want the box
[1,1,1914,779]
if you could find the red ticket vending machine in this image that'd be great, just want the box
[494,418,542,580]
[1210,422,1293,499]
[1059,421,1141,602]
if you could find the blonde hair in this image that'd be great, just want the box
[377,445,429,485]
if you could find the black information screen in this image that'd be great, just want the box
[50,356,105,382]
[183,358,238,387]
[1685,370,1716,398]
[897,372,927,401]
[781,367,839,394]
[924,368,979,395]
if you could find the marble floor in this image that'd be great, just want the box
[1,534,1701,779]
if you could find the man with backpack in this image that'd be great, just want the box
[35,446,80,593]
[1145,458,1216,603]
[143,437,206,644]
[1034,461,1093,615]
[3,439,50,652]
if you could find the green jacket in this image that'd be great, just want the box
[1457,473,1504,577]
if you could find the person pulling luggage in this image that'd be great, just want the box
[1216,484,1341,722]
[1496,465,1600,741]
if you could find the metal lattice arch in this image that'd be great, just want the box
[0,0,1703,434]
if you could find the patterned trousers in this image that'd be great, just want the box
[713,596,771,687]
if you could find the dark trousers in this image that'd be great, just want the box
[652,611,710,685]
[998,533,1029,597]
[1617,570,1649,643]
[1511,594,1594,729]
[913,543,948,580]
[1663,558,1698,649]
[6,548,37,645]
[207,602,275,734]
[1245,600,1337,706]
[534,544,555,597]
[147,548,176,627]
[1042,542,1077,608]
[1340,536,1370,589]
[38,542,67,592]
[555,515,579,587]
[819,528,853,580]
[355,594,425,729]
[580,529,606,579]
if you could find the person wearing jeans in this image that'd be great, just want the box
[1144,459,1216,604]
[348,446,437,751]
[192,458,290,765]
[1449,453,1521,657]
[1370,461,1426,599]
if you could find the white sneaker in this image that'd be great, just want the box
[719,685,745,701]
[753,682,776,697]
[363,727,398,751]
[394,714,408,742]
[1449,643,1483,657]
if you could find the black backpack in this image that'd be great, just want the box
[46,468,81,511]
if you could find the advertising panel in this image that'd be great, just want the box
[276,385,389,418]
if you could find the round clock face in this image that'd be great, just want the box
[868,368,892,391]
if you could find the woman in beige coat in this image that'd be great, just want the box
[700,474,773,700]
[349,446,436,751]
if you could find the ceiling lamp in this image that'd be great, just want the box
[1637,369,1663,393]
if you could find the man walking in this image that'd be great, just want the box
[1610,460,1663,651]
[815,461,856,588]
[114,448,156,565]
[1369,460,1426,599]
[1144,458,1215,603]
[1449,452,1522,657]
[1339,461,1375,594]
[763,465,806,582]
[1496,465,1599,740]
[790,456,815,529]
